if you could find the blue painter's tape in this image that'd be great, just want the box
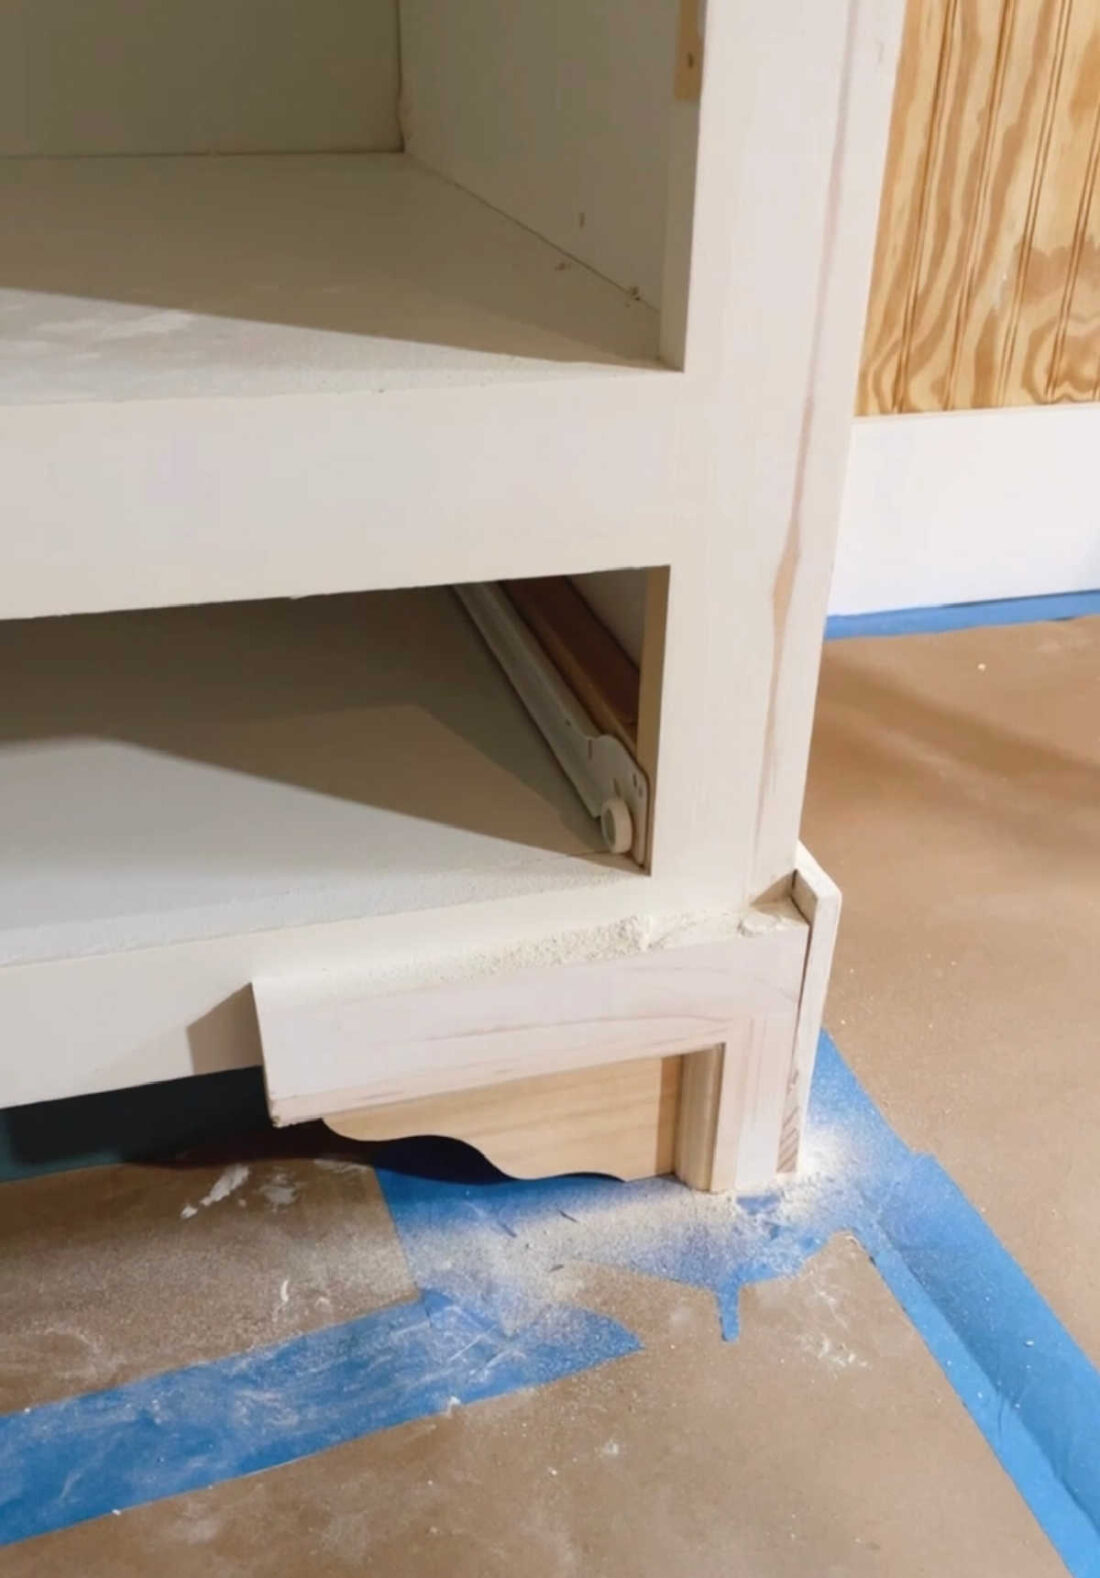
[810,1038,1100,1577]
[0,1293,637,1545]
[374,1166,841,1343]
[5,1034,1100,1574]
[377,1043,1100,1574]
[826,587,1100,640]
[860,1224,1100,1572]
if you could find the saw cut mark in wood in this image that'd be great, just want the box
[326,1054,683,1181]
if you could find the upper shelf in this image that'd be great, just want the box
[0,153,661,407]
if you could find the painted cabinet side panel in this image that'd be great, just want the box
[397,0,679,307]
[0,0,402,155]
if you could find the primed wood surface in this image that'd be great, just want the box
[0,589,627,966]
[0,155,659,407]
[326,1055,683,1181]
[860,0,1100,412]
[398,0,680,309]
[572,571,648,664]
[0,0,401,156]
[719,0,907,897]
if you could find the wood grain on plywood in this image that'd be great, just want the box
[503,576,641,750]
[326,1056,683,1181]
[860,0,1100,412]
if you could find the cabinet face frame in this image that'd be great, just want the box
[0,4,905,1187]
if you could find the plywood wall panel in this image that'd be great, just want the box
[859,0,1100,412]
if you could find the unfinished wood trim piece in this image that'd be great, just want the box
[677,846,838,1191]
[673,1009,800,1193]
[502,575,640,751]
[326,1055,683,1182]
[778,843,842,1173]
[254,906,808,1129]
[674,0,704,103]
[673,1044,725,1189]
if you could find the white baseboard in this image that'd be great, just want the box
[831,404,1100,616]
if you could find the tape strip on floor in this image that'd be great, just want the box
[2,1034,1099,1574]
[826,586,1100,640]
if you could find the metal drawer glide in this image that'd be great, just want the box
[455,582,650,863]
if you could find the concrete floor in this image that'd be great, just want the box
[2,612,1097,1574]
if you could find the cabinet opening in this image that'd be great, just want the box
[0,1,700,407]
[0,572,667,966]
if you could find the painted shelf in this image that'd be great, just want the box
[0,153,660,406]
[0,587,632,966]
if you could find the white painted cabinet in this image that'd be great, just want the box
[0,1,904,1188]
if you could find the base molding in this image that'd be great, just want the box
[297,851,840,1194]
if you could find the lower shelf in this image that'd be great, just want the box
[0,585,630,967]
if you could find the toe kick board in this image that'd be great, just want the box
[327,1055,685,1182]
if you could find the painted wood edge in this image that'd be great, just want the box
[0,375,681,626]
[325,1054,683,1182]
[746,0,909,898]
[778,841,842,1173]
